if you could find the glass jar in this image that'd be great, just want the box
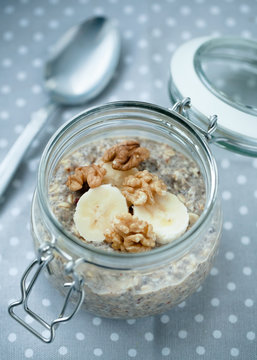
[9,101,222,342]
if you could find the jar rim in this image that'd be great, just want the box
[37,101,218,268]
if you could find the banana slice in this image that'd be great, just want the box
[74,184,128,243]
[134,192,189,244]
[102,162,137,189]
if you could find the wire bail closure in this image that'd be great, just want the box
[8,242,85,343]
[171,97,218,141]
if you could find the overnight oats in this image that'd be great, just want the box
[29,102,222,319]
[35,137,220,318]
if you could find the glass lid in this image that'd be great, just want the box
[169,36,257,156]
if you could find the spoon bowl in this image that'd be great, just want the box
[45,17,121,105]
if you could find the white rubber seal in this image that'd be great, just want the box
[170,37,257,139]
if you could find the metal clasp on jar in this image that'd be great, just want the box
[8,242,85,343]
[171,97,218,141]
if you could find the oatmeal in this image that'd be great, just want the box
[31,137,221,318]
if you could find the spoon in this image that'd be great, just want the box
[0,16,121,197]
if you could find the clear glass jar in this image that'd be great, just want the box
[30,101,221,323]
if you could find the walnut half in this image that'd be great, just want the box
[104,213,156,253]
[66,164,106,191]
[122,170,167,205]
[102,140,150,171]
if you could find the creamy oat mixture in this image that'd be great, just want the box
[49,138,206,250]
[41,137,221,318]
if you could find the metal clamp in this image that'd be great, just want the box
[8,243,85,343]
[171,97,218,141]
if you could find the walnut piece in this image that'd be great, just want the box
[102,140,150,171]
[122,170,167,205]
[104,213,156,253]
[66,164,106,191]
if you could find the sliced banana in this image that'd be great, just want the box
[74,184,128,243]
[102,162,137,189]
[134,192,189,244]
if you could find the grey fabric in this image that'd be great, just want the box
[0,0,256,359]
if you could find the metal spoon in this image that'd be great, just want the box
[0,16,121,197]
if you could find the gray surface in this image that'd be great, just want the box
[0,0,257,359]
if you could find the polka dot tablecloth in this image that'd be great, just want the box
[1,0,257,359]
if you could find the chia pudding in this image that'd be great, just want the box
[33,137,221,318]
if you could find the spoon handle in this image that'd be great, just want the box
[0,103,57,198]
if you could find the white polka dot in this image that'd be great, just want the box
[194,314,204,323]
[19,18,29,27]
[18,46,28,55]
[240,4,250,13]
[210,6,220,14]
[25,315,34,324]
[32,58,43,68]
[123,30,133,40]
[167,43,176,52]
[28,159,39,172]
[76,332,85,341]
[33,32,44,41]
[241,236,250,245]
[211,298,220,307]
[180,6,191,15]
[25,349,33,358]
[42,330,50,338]
[26,251,35,260]
[230,348,239,357]
[49,20,59,29]
[124,56,133,65]
[195,19,206,28]
[213,330,222,339]
[178,301,186,308]
[138,65,149,75]
[221,159,230,168]
[10,207,21,216]
[34,7,45,16]
[225,251,234,260]
[1,85,11,94]
[160,314,170,323]
[222,191,231,200]
[145,332,154,341]
[64,7,74,16]
[196,346,205,355]
[139,92,150,101]
[228,314,238,324]
[166,17,176,27]
[237,175,247,184]
[4,5,15,14]
[9,267,18,276]
[226,17,236,27]
[152,28,162,37]
[123,81,135,91]
[243,267,252,276]
[152,3,161,12]
[3,31,14,41]
[210,267,219,276]
[241,30,252,39]
[137,39,148,48]
[239,206,248,215]
[161,347,170,356]
[178,330,187,339]
[32,85,42,94]
[152,54,162,63]
[0,139,8,148]
[17,71,27,81]
[15,125,24,134]
[42,298,51,307]
[244,298,253,307]
[110,333,119,341]
[8,333,17,342]
[154,80,163,89]
[128,349,137,357]
[138,14,148,23]
[124,5,134,14]
[0,111,10,119]
[223,222,233,230]
[246,331,255,341]
[10,237,19,246]
[59,346,68,355]
[93,7,104,15]
[181,31,192,40]
[92,317,102,326]
[127,319,136,325]
[16,98,26,107]
[227,282,236,291]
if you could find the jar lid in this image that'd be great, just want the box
[169,36,257,156]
